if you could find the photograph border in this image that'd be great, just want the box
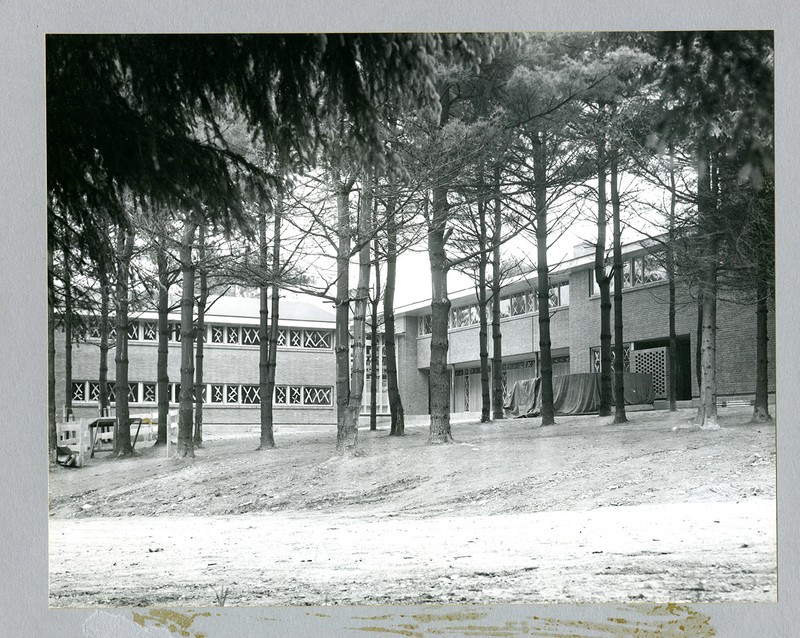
[1,1,797,635]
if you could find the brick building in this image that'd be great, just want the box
[393,238,776,415]
[55,295,337,427]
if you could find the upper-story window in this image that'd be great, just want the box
[241,326,260,345]
[304,329,332,349]
[141,321,158,341]
[418,314,433,336]
[417,281,569,338]
[545,281,569,308]
[590,251,667,296]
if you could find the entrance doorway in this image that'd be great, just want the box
[633,335,692,401]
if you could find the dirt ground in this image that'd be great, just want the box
[48,407,776,607]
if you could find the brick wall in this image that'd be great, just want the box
[54,331,336,426]
[567,267,776,397]
[62,403,335,426]
[397,316,429,414]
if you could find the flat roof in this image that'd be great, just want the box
[132,294,336,327]
[395,236,661,316]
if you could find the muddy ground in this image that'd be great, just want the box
[48,407,776,607]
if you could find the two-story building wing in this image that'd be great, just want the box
[392,239,776,416]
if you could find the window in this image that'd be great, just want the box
[547,282,569,308]
[632,256,644,285]
[227,326,240,345]
[273,384,333,406]
[508,291,531,316]
[211,384,225,404]
[418,315,432,336]
[497,296,511,318]
[127,383,138,402]
[590,344,631,372]
[622,260,632,288]
[558,282,569,307]
[304,329,332,349]
[590,251,666,296]
[277,329,287,346]
[226,385,239,404]
[289,329,302,347]
[241,326,259,345]
[127,321,139,341]
[643,253,667,283]
[107,382,116,403]
[142,321,157,341]
[241,385,260,404]
[552,355,570,376]
[303,386,332,406]
[87,321,101,339]
[142,383,156,403]
[166,323,182,342]
[211,325,224,343]
[88,382,101,401]
[72,381,86,402]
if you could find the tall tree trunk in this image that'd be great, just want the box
[176,217,197,457]
[667,146,678,411]
[369,234,380,431]
[594,136,613,418]
[533,129,555,426]
[258,199,276,450]
[428,88,454,443]
[114,225,135,456]
[334,172,358,451]
[610,152,627,424]
[155,243,170,444]
[99,267,111,417]
[193,223,207,447]
[384,184,405,436]
[491,165,505,421]
[265,203,282,446]
[694,147,719,429]
[477,172,491,423]
[346,171,373,451]
[751,255,772,422]
[62,241,73,421]
[47,241,57,463]
[695,293,703,396]
[428,186,453,443]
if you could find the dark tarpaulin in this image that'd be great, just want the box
[503,372,654,418]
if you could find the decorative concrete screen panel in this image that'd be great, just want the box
[632,347,668,399]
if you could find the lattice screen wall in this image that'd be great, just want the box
[632,347,668,399]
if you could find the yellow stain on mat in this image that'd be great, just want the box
[132,609,212,638]
[410,611,489,623]
[349,604,715,637]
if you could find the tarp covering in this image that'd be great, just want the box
[503,372,654,418]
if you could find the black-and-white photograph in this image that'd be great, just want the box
[46,32,776,610]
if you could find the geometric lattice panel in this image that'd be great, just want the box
[632,347,668,399]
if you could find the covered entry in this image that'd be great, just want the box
[591,337,692,401]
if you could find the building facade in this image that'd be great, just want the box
[393,239,776,415]
[54,295,337,427]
